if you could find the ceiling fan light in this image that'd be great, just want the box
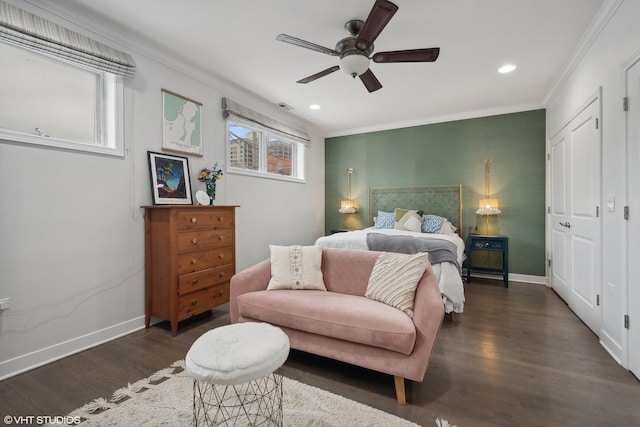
[339,53,370,78]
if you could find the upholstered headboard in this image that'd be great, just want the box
[368,185,463,231]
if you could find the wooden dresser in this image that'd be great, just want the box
[143,205,238,336]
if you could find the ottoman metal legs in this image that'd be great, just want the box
[186,323,290,427]
[193,372,283,426]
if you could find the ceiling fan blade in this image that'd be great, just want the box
[359,69,382,93]
[355,0,399,51]
[297,66,341,84]
[276,34,339,56]
[373,48,440,63]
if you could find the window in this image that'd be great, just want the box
[227,119,305,181]
[0,42,124,156]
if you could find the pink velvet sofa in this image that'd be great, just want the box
[229,247,444,404]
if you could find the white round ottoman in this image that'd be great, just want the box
[186,322,290,426]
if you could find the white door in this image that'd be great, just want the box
[567,100,601,334]
[626,58,640,379]
[549,95,602,335]
[550,129,571,303]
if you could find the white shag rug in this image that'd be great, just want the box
[53,360,456,427]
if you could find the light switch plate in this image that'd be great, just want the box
[606,194,615,212]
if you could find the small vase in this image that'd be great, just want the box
[206,182,216,205]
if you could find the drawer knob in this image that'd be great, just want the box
[219,272,225,277]
[192,238,198,244]
[218,254,224,259]
[191,299,197,306]
[218,216,224,222]
[485,242,490,247]
[191,258,197,264]
[191,217,197,223]
[218,235,224,240]
[219,291,224,296]
[192,279,199,285]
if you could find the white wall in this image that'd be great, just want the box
[545,0,640,366]
[0,1,324,379]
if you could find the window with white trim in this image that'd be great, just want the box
[0,42,124,156]
[227,119,305,181]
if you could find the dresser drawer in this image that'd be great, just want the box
[175,209,234,230]
[177,229,233,252]
[178,265,234,295]
[177,283,230,319]
[177,247,234,275]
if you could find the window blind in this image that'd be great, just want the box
[222,97,310,144]
[0,0,136,78]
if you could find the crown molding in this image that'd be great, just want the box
[543,0,624,107]
[325,102,544,138]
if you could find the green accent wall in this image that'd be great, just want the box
[325,109,546,276]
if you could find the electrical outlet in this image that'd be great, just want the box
[0,298,10,311]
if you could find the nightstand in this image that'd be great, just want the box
[466,234,509,287]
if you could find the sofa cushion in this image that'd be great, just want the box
[267,245,326,290]
[237,290,416,355]
[365,252,428,318]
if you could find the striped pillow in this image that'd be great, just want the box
[365,252,429,318]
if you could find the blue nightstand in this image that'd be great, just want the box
[466,234,509,287]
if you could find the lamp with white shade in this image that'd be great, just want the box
[338,168,357,214]
[476,158,501,233]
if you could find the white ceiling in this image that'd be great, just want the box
[49,0,606,136]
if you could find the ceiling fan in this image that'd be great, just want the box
[276,0,440,93]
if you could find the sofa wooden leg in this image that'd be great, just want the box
[394,376,406,405]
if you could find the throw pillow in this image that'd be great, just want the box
[421,214,446,233]
[440,220,458,234]
[267,245,327,290]
[365,252,429,318]
[394,208,424,222]
[373,211,395,229]
[394,210,422,232]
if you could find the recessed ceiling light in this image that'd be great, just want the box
[498,64,516,74]
[309,104,321,110]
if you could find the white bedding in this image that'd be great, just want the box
[315,228,465,313]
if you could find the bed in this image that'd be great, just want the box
[315,185,465,314]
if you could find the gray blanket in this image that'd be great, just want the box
[366,233,461,273]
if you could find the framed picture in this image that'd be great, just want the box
[148,151,193,205]
[161,89,203,156]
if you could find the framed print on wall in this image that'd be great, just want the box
[148,151,193,205]
[162,89,203,156]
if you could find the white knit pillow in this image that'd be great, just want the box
[365,252,428,317]
[267,245,326,290]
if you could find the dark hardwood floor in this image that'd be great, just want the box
[1,280,639,427]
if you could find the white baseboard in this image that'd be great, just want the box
[464,270,548,286]
[510,273,548,285]
[600,330,626,368]
[0,316,146,381]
